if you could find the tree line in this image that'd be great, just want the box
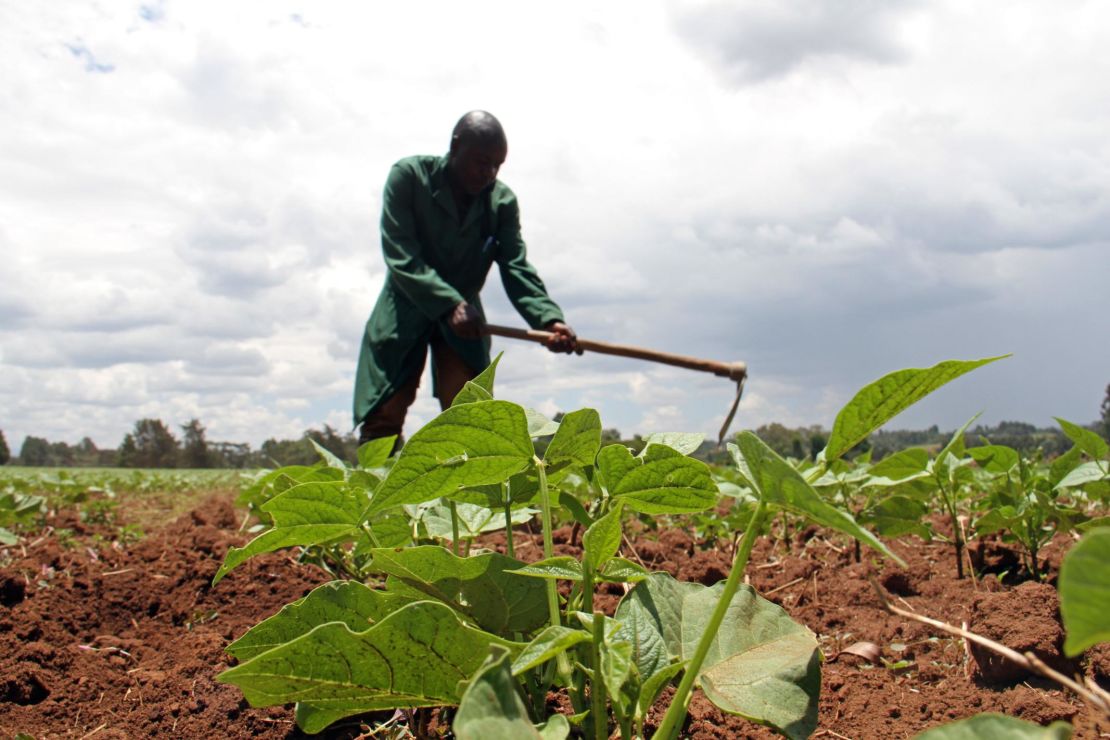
[0,419,362,469]
[1,383,1107,469]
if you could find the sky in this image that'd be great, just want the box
[2,1,1108,452]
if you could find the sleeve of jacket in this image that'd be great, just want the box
[380,162,465,319]
[495,194,565,329]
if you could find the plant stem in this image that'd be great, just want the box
[590,611,608,740]
[503,482,515,559]
[535,457,582,712]
[448,499,460,556]
[654,499,770,740]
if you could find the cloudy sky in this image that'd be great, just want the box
[2,1,1108,452]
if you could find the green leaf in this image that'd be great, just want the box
[615,573,821,740]
[912,712,1073,739]
[454,645,565,740]
[598,444,718,515]
[1056,417,1109,460]
[600,639,635,702]
[638,662,685,718]
[732,433,904,566]
[422,502,535,540]
[213,481,366,584]
[867,448,930,482]
[218,601,520,733]
[368,401,534,515]
[824,356,1007,461]
[358,437,396,468]
[511,556,584,582]
[310,439,348,470]
[583,501,624,572]
[0,527,17,546]
[967,444,1020,474]
[1055,461,1110,491]
[861,496,932,540]
[1060,528,1110,656]
[600,557,651,584]
[511,625,592,675]
[525,408,561,437]
[226,581,412,661]
[544,408,601,468]
[368,546,549,636]
[452,353,502,406]
[558,491,593,528]
[640,432,705,457]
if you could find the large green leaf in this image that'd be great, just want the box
[421,501,535,540]
[543,408,601,469]
[913,713,1073,739]
[967,444,1020,475]
[861,496,932,540]
[218,601,520,733]
[732,433,904,565]
[1059,528,1110,656]
[597,444,718,514]
[1056,417,1109,460]
[226,581,412,661]
[454,645,569,740]
[368,546,548,636]
[213,481,367,584]
[1055,460,1110,491]
[615,573,820,740]
[824,356,1007,461]
[368,401,534,515]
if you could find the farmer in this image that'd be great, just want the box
[353,110,578,448]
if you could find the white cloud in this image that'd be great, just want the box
[1,1,1107,453]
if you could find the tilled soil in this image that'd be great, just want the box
[0,497,1106,739]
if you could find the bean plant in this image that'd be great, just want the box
[212,354,1016,738]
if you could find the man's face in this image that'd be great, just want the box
[449,139,507,196]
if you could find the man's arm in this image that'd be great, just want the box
[381,162,466,320]
[495,196,579,354]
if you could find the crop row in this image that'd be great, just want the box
[205,354,1108,739]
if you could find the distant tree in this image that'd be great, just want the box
[18,436,52,466]
[74,437,99,467]
[180,419,211,468]
[209,441,252,469]
[0,429,9,465]
[117,433,138,467]
[118,419,179,468]
[1101,383,1110,442]
[754,423,805,460]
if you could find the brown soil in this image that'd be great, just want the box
[1,499,1107,739]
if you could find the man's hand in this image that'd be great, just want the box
[544,321,581,354]
[447,301,484,339]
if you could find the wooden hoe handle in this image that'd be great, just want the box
[482,323,749,445]
[482,324,747,382]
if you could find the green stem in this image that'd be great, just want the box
[504,482,515,560]
[590,610,608,740]
[535,457,582,711]
[654,499,770,740]
[360,522,381,548]
[448,499,460,556]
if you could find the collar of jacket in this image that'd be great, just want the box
[429,154,490,232]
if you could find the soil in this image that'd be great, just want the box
[1,498,1107,739]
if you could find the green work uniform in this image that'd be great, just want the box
[352,155,565,427]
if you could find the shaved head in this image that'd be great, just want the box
[451,110,507,150]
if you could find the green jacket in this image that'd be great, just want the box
[353,155,565,426]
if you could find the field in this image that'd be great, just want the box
[2,359,1108,739]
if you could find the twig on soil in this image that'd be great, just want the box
[100,568,134,576]
[622,533,647,568]
[812,572,820,606]
[870,576,1110,718]
[814,729,855,740]
[78,723,107,740]
[764,577,805,596]
[755,559,781,570]
[819,537,845,554]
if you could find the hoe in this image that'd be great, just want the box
[483,324,748,445]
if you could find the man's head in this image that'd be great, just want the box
[447,110,508,197]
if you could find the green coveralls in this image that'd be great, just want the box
[352,155,565,427]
